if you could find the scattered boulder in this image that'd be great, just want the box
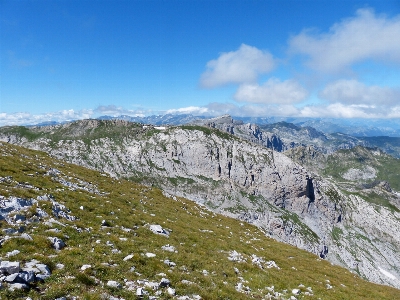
[6,250,20,257]
[161,244,176,252]
[0,261,20,274]
[159,278,170,288]
[48,237,66,250]
[8,282,29,291]
[149,224,169,236]
[81,265,91,271]
[107,280,122,289]
[292,288,300,295]
[123,254,134,261]
[101,219,111,227]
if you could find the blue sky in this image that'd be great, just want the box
[1,0,400,125]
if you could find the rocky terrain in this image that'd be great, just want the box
[98,113,400,137]
[0,119,400,290]
[2,142,400,299]
[191,115,400,157]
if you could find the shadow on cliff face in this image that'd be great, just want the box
[306,175,315,202]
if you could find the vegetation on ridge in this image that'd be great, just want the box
[0,142,399,299]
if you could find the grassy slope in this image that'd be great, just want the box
[1,142,399,299]
[323,146,400,191]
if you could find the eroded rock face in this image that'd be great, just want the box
[1,120,400,288]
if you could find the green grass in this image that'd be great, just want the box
[0,142,399,299]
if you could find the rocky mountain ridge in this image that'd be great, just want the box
[97,114,400,137]
[0,119,399,289]
[1,141,399,299]
[191,115,400,157]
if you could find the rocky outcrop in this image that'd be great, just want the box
[1,120,400,289]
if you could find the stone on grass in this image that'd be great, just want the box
[8,283,29,291]
[101,219,111,227]
[48,237,66,250]
[167,287,175,295]
[20,233,33,240]
[107,280,122,289]
[145,252,156,258]
[159,277,170,288]
[4,273,19,282]
[292,288,300,295]
[6,250,20,257]
[81,265,92,271]
[36,263,51,275]
[0,261,20,274]
[164,259,176,267]
[123,254,134,261]
[36,273,50,281]
[161,244,176,252]
[136,287,144,296]
[149,224,169,236]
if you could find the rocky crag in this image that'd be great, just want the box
[0,119,399,289]
[2,141,399,299]
[192,115,400,157]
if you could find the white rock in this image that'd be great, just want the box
[164,259,176,267]
[149,224,169,236]
[136,287,144,296]
[159,277,170,287]
[167,287,175,295]
[81,264,92,271]
[48,237,66,250]
[161,244,176,252]
[8,283,29,291]
[107,280,122,289]
[145,252,156,258]
[292,288,300,295]
[36,263,51,275]
[123,254,134,261]
[0,261,20,274]
[6,250,20,257]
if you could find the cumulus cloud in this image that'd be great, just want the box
[234,78,308,104]
[94,105,147,117]
[200,44,275,88]
[163,101,400,119]
[319,79,400,105]
[0,109,94,126]
[298,102,400,119]
[165,106,209,115]
[289,9,400,72]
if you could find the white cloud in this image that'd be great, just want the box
[0,109,94,126]
[165,106,209,115]
[299,102,400,119]
[200,44,275,88]
[319,79,400,105]
[234,78,308,104]
[289,9,400,72]
[164,101,400,119]
[94,105,146,117]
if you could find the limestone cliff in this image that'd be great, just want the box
[0,119,399,288]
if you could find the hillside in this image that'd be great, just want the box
[0,120,400,289]
[1,142,400,299]
[191,115,400,157]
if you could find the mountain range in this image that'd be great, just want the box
[1,115,400,294]
[1,141,399,299]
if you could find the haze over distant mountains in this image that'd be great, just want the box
[96,114,400,137]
